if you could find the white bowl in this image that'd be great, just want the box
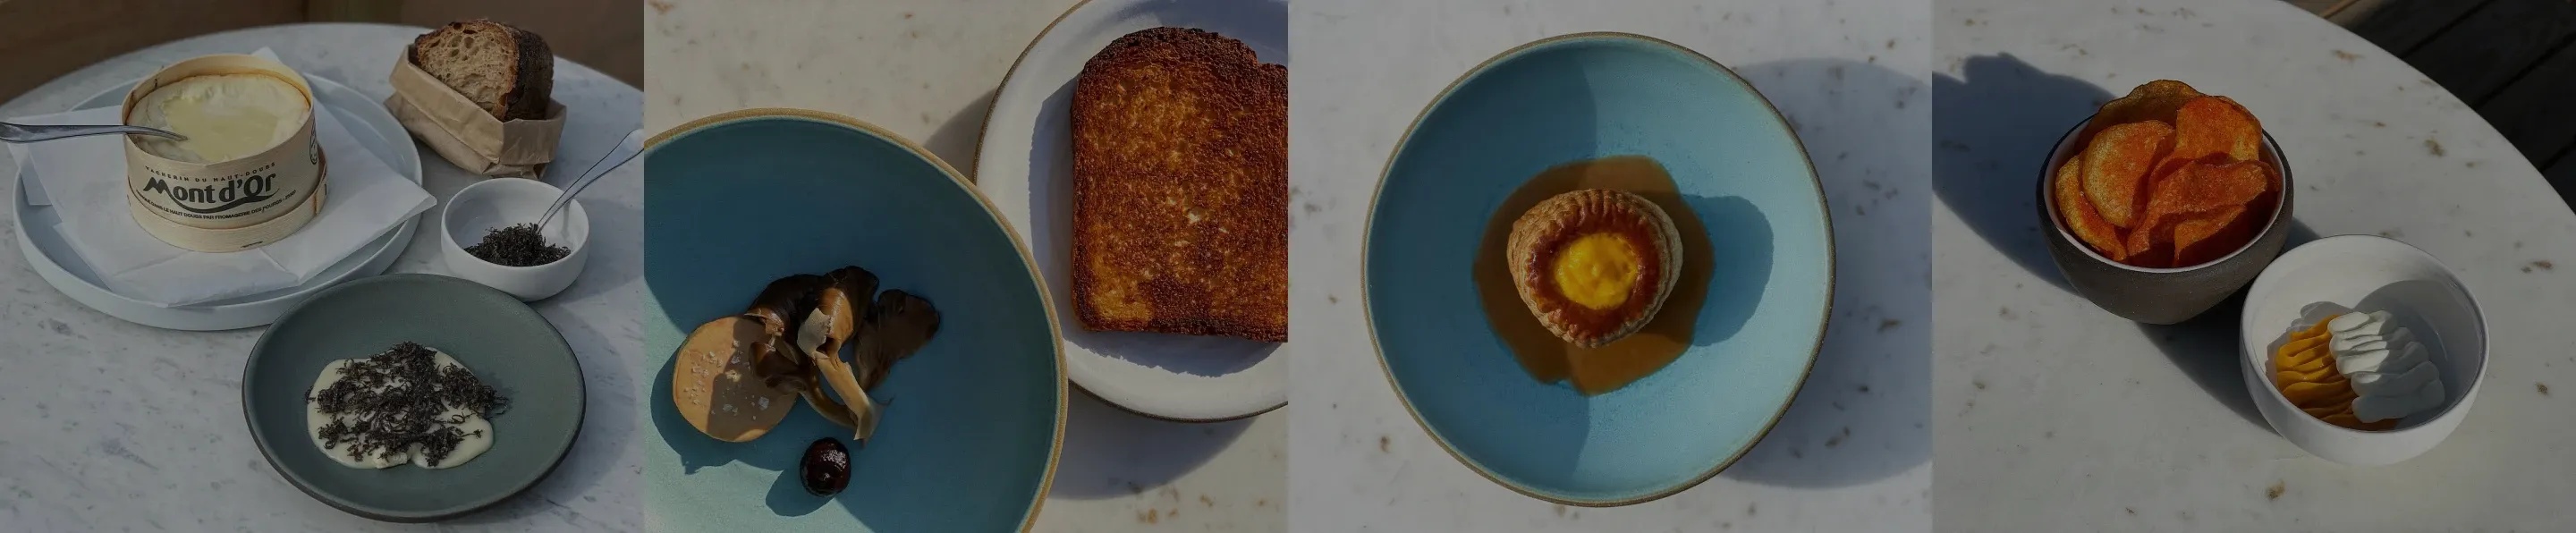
[439,178,589,301]
[2238,234,2487,465]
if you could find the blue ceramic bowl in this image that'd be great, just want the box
[1366,33,1834,506]
[641,109,1063,530]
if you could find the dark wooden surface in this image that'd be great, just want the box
[2553,152,2576,193]
[2335,0,2576,199]
[0,0,306,103]
[2346,0,2497,52]
[2481,47,2576,171]
[2402,0,2576,102]
[0,0,641,106]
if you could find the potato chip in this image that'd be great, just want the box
[2080,120,2175,228]
[2085,80,2203,139]
[2122,226,2172,268]
[2053,155,2127,260]
[2170,161,2273,265]
[2123,160,2271,265]
[2172,206,2248,266]
[2170,96,2264,165]
[2123,201,2175,266]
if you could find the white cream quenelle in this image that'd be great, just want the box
[2328,310,2445,423]
[128,73,309,164]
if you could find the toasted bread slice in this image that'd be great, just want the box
[411,19,554,121]
[1070,28,1287,343]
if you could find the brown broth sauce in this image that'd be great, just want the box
[1474,156,1715,396]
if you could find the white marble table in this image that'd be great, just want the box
[1935,0,2576,530]
[1292,0,1930,530]
[646,2,1286,531]
[0,24,645,532]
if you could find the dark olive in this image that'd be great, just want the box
[800,437,852,496]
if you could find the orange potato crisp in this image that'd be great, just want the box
[2049,80,2279,269]
[2085,80,2203,139]
[2126,160,2272,265]
[2053,156,2127,261]
[2170,96,2264,165]
[2080,121,2174,228]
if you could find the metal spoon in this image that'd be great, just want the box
[538,128,644,229]
[0,122,185,143]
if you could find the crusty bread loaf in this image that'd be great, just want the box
[1070,27,1288,343]
[411,19,554,121]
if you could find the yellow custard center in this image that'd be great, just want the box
[1549,233,1640,310]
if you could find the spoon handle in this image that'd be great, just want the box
[0,122,186,143]
[540,129,645,229]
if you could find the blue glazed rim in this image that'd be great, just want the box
[640,108,1069,531]
[1360,31,1836,507]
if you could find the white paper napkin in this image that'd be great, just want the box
[5,48,431,307]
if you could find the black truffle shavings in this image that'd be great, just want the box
[309,342,510,468]
[464,223,569,266]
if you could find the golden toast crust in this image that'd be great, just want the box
[1071,27,1288,343]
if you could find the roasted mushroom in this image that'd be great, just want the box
[854,289,942,390]
[666,267,943,444]
[674,274,860,441]
[799,266,883,441]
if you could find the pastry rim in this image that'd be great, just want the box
[1504,189,1683,347]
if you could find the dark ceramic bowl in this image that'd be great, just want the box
[241,274,584,522]
[2038,115,2292,325]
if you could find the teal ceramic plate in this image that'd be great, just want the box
[641,109,1064,531]
[241,273,584,522]
[1365,33,1834,506]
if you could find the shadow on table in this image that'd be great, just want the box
[1717,58,1930,488]
[2135,220,2321,431]
[452,80,648,526]
[447,296,645,527]
[1046,390,1255,499]
[928,87,998,180]
[1932,54,2114,292]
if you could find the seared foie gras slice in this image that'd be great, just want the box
[670,317,800,442]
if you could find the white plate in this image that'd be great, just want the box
[975,0,1288,421]
[11,72,423,331]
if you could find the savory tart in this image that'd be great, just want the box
[1505,189,1683,347]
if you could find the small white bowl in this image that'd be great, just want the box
[439,178,589,301]
[2238,234,2487,465]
